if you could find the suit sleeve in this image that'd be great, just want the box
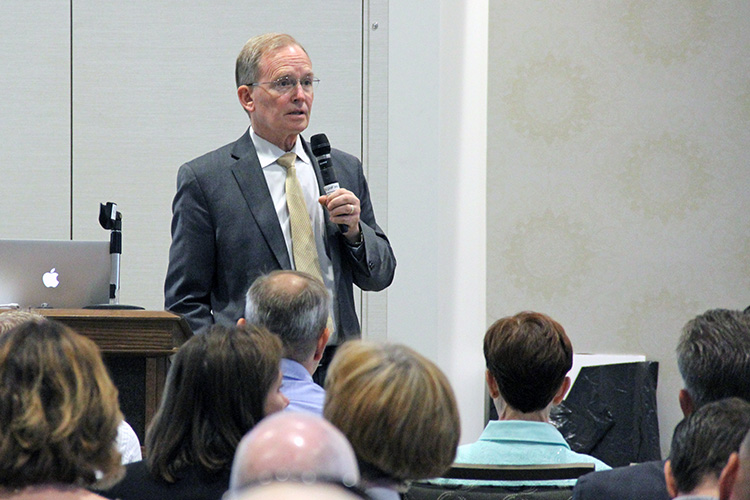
[341,156,396,292]
[571,461,670,500]
[164,163,216,334]
[571,472,591,500]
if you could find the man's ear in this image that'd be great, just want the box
[719,452,740,500]
[313,328,331,362]
[679,389,695,417]
[236,317,246,327]
[486,370,500,399]
[553,376,572,405]
[664,460,679,499]
[237,85,254,114]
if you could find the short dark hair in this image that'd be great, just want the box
[146,324,282,482]
[677,309,750,408]
[669,397,750,494]
[245,270,329,362]
[484,311,573,413]
[0,319,123,489]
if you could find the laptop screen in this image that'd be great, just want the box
[0,239,111,309]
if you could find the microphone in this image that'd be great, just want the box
[311,133,348,233]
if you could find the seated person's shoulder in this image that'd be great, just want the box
[573,460,669,500]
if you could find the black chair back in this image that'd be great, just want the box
[403,463,595,500]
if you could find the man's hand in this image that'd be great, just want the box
[319,189,361,244]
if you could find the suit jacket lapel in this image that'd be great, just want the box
[230,132,292,269]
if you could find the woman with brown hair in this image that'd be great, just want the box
[99,323,287,500]
[0,319,124,499]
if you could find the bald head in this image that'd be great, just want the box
[266,271,312,294]
[244,271,329,363]
[229,412,359,491]
[231,482,363,500]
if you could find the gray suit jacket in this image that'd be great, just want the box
[164,131,396,338]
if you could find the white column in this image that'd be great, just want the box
[388,0,488,444]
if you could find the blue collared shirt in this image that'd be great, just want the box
[281,358,326,416]
[433,420,611,487]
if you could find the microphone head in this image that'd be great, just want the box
[311,133,331,156]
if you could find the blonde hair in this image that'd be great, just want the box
[0,319,123,489]
[0,310,44,335]
[324,341,460,483]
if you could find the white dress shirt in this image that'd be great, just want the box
[250,128,338,341]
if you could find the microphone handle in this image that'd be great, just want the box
[321,172,348,234]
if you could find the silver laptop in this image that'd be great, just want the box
[0,239,111,309]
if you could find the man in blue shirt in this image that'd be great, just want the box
[241,270,329,415]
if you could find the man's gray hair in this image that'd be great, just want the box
[235,33,307,88]
[677,308,750,409]
[245,271,329,362]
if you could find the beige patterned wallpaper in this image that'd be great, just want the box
[487,1,750,456]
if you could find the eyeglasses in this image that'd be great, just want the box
[248,75,320,95]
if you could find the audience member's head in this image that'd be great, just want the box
[229,412,359,492]
[484,311,573,419]
[146,324,287,483]
[244,270,330,370]
[677,309,750,415]
[0,309,44,335]
[324,341,460,491]
[726,428,750,500]
[664,398,750,499]
[0,319,123,493]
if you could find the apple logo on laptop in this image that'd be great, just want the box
[42,268,60,288]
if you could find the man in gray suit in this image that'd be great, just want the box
[164,33,396,359]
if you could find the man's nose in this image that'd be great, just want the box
[290,80,306,99]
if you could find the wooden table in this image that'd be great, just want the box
[34,309,192,439]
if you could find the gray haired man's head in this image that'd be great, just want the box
[677,309,750,412]
[244,271,329,363]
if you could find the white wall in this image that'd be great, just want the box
[387,0,489,445]
[0,1,70,239]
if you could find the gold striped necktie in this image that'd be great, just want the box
[277,152,334,335]
[277,152,324,283]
